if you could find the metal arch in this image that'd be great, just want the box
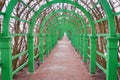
[38,10,89,67]
[2,0,116,39]
[46,19,78,35]
[46,15,81,35]
[2,0,18,36]
[45,15,83,53]
[99,0,116,37]
[41,10,83,31]
[1,0,119,80]
[99,1,119,80]
[44,14,82,34]
[40,9,86,34]
[30,0,95,35]
[45,14,82,33]
[1,1,19,80]
[46,18,78,43]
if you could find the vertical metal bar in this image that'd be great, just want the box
[0,37,13,80]
[80,34,83,56]
[79,34,81,54]
[39,34,44,62]
[106,37,118,80]
[90,36,97,74]
[83,34,88,62]
[46,34,49,57]
[28,35,35,72]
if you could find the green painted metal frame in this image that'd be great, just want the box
[40,9,88,61]
[45,15,82,51]
[43,12,83,55]
[0,0,119,80]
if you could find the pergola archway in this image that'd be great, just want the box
[0,0,120,80]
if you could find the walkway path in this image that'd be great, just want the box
[30,36,92,80]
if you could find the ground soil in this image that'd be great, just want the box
[14,36,105,80]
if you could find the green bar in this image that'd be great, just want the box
[114,11,120,16]
[96,62,106,74]
[88,34,91,37]
[0,61,1,66]
[86,24,91,27]
[87,18,107,27]
[88,54,90,58]
[88,34,108,37]
[96,51,106,59]
[83,34,88,62]
[96,34,108,37]
[0,12,5,15]
[39,34,44,62]
[11,16,30,23]
[12,61,28,76]
[118,62,120,67]
[117,34,120,37]
[95,17,107,24]
[0,37,13,80]
[80,34,83,56]
[10,34,28,37]
[106,37,118,80]
[78,34,81,53]
[33,34,40,36]
[34,45,40,49]
[89,2,99,11]
[43,42,46,46]
[88,46,90,49]
[90,36,97,74]
[28,35,34,72]
[12,50,28,60]
[35,23,41,27]
[20,1,36,12]
[46,34,49,57]
[34,52,40,59]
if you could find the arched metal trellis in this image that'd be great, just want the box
[0,0,120,80]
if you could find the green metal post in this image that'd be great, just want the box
[39,34,44,62]
[106,37,118,80]
[83,34,88,63]
[75,34,78,50]
[80,34,83,56]
[77,34,79,49]
[50,35,53,50]
[49,35,52,51]
[78,34,81,52]
[54,34,56,46]
[28,35,35,72]
[76,34,79,50]
[90,36,97,74]
[79,34,81,54]
[0,37,12,80]
[51,35,54,48]
[77,34,79,51]
[46,34,49,57]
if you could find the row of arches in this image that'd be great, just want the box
[0,0,120,80]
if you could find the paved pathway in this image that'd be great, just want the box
[30,36,92,80]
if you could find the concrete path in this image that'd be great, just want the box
[30,36,92,80]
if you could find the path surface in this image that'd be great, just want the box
[30,36,92,80]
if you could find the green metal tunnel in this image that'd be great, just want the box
[0,0,120,80]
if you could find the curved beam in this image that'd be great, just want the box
[41,9,85,34]
[99,0,116,37]
[2,0,18,36]
[30,0,95,35]
[45,15,82,34]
